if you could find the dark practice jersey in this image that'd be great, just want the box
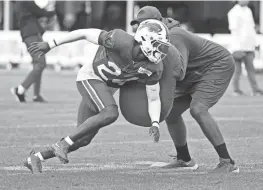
[92,29,163,88]
[163,18,232,81]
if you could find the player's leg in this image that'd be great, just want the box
[166,96,190,152]
[24,98,102,173]
[40,99,99,158]
[243,52,263,95]
[189,57,239,173]
[232,58,243,95]
[11,34,47,103]
[163,95,198,169]
[32,34,47,102]
[52,79,118,163]
[67,98,99,152]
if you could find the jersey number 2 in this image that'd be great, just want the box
[97,61,138,85]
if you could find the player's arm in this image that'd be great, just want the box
[27,29,103,56]
[146,82,161,143]
[28,29,116,57]
[48,29,103,48]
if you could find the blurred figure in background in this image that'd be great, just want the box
[102,3,125,31]
[168,3,194,32]
[228,0,263,96]
[11,0,56,103]
[71,1,92,30]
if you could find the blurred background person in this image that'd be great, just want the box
[101,3,125,31]
[71,1,92,30]
[11,0,56,103]
[228,0,263,96]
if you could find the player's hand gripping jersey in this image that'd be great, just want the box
[79,29,163,88]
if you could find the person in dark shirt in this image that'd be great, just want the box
[11,1,56,103]
[131,6,239,173]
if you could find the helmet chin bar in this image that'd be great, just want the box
[140,40,170,64]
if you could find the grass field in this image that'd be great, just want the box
[0,69,263,190]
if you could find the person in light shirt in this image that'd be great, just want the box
[228,0,263,96]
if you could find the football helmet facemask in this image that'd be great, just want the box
[134,19,171,64]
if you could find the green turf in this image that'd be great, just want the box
[0,70,262,190]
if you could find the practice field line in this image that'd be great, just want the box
[0,116,262,129]
[1,161,262,174]
[0,136,260,149]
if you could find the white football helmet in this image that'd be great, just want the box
[134,19,170,64]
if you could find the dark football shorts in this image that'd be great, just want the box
[174,55,235,108]
[76,79,117,113]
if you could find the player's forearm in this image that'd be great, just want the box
[48,29,102,48]
[146,83,161,125]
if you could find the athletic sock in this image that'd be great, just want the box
[18,85,25,94]
[65,136,74,145]
[35,151,55,161]
[214,143,232,161]
[176,143,191,162]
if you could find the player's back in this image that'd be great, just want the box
[164,18,231,72]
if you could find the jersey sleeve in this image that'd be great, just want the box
[169,30,189,80]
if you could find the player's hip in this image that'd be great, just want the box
[185,55,235,83]
[76,45,101,81]
[76,79,118,112]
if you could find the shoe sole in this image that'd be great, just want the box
[23,160,33,174]
[30,155,42,173]
[10,88,20,102]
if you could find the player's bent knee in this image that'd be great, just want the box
[100,105,119,125]
[189,101,209,119]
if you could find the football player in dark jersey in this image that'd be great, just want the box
[23,19,172,173]
[130,6,239,173]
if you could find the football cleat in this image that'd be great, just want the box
[33,95,48,103]
[23,150,42,174]
[212,158,239,173]
[11,87,26,102]
[161,156,199,170]
[232,90,245,96]
[251,89,263,96]
[50,139,69,164]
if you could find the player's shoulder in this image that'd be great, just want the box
[109,29,132,41]
[99,29,133,50]
[169,27,192,43]
[170,27,187,36]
